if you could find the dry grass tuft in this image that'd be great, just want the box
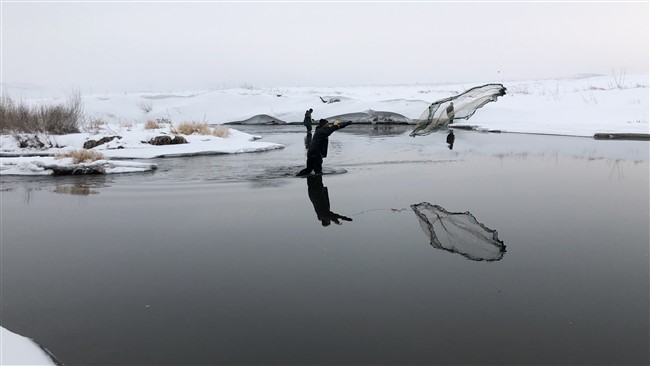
[1,93,83,134]
[144,120,161,130]
[56,149,106,164]
[137,100,153,113]
[83,117,107,133]
[172,121,211,136]
[212,125,230,138]
[169,121,230,138]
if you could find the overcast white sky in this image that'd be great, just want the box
[1,1,648,92]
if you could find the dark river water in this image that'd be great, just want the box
[1,126,648,365]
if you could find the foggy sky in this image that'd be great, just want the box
[1,1,648,92]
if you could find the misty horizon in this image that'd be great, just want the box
[1,1,648,93]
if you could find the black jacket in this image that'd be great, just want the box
[303,110,313,126]
[307,122,351,158]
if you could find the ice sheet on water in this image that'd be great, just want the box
[250,166,347,180]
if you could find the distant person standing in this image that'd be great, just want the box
[297,119,351,176]
[303,108,314,132]
[446,101,455,124]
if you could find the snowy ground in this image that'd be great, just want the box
[0,127,283,175]
[1,74,648,176]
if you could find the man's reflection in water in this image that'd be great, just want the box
[446,130,455,150]
[307,175,352,227]
[304,131,312,150]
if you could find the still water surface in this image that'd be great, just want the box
[1,126,648,365]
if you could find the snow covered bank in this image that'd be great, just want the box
[5,74,646,136]
[0,124,282,159]
[0,326,59,365]
[0,156,157,176]
[0,124,284,175]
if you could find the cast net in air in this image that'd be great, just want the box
[411,202,506,262]
[410,83,507,137]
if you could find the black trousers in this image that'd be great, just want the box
[297,154,323,176]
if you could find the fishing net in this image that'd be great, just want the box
[410,83,507,137]
[411,202,506,261]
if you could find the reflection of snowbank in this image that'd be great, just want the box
[0,326,59,365]
[436,130,650,162]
